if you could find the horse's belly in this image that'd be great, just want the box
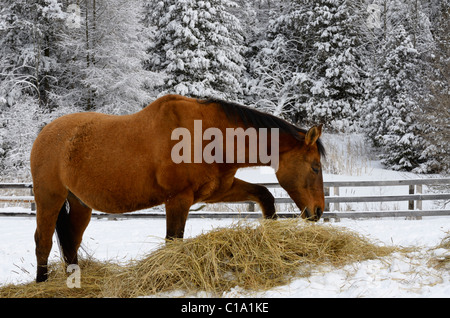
[82,191,163,214]
[96,200,162,214]
[68,173,164,213]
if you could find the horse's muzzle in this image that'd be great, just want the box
[304,207,323,222]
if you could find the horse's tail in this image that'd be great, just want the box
[55,200,71,263]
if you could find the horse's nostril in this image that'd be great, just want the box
[316,207,323,219]
[303,208,311,219]
[303,208,322,222]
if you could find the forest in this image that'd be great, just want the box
[0,0,449,180]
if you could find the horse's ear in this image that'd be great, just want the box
[305,124,322,146]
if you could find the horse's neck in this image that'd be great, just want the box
[228,130,300,170]
[278,132,303,153]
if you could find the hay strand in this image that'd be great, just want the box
[0,219,397,298]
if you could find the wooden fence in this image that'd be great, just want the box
[0,178,449,220]
[265,178,450,220]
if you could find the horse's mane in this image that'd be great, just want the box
[200,98,326,157]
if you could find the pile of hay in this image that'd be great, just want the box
[1,258,121,298]
[0,219,396,298]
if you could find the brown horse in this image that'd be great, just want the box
[30,94,325,282]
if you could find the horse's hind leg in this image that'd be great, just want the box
[68,196,92,263]
[34,191,67,282]
[56,194,92,267]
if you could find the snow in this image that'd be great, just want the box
[0,215,449,297]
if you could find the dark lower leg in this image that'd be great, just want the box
[35,228,54,282]
[64,197,92,264]
[35,202,65,282]
[165,191,193,240]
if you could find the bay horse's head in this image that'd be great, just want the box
[276,125,325,221]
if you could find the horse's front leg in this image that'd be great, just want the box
[164,190,194,240]
[206,178,277,220]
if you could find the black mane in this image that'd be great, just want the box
[200,98,326,157]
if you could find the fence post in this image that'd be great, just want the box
[324,187,330,212]
[333,186,340,212]
[323,187,330,222]
[416,184,422,210]
[407,183,422,220]
[408,185,414,210]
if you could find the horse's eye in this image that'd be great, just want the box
[312,167,320,174]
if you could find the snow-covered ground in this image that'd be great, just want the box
[0,133,449,297]
[0,215,449,297]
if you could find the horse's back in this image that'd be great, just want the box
[30,95,233,212]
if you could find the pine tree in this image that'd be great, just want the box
[0,0,66,179]
[0,0,66,109]
[58,0,156,114]
[364,26,426,171]
[249,0,366,130]
[144,0,246,100]
[362,1,441,173]
[418,0,450,173]
[373,0,434,53]
[0,97,42,179]
[0,0,157,178]
[300,0,366,130]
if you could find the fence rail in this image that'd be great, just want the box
[0,178,449,220]
[265,178,450,220]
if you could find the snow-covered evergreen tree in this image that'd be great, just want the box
[363,26,427,171]
[417,0,450,173]
[0,0,447,179]
[247,0,313,122]
[0,0,66,110]
[298,0,366,130]
[0,97,42,179]
[0,0,158,179]
[144,0,246,100]
[0,0,66,179]
[58,0,157,114]
[249,0,366,130]
[372,0,434,53]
